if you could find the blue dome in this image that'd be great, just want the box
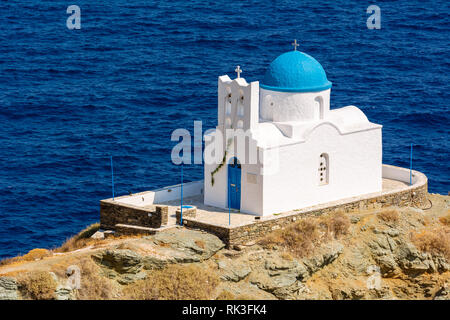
[260,51,332,92]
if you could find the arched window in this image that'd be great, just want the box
[237,104,245,116]
[225,117,232,128]
[319,153,329,185]
[225,95,232,115]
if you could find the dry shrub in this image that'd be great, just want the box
[19,271,57,300]
[259,212,350,258]
[377,210,400,223]
[411,227,450,260]
[326,211,351,238]
[281,252,293,261]
[56,223,101,253]
[49,256,117,300]
[22,248,52,261]
[216,290,235,300]
[0,249,52,266]
[76,258,117,300]
[439,213,450,226]
[123,264,219,300]
[260,219,320,258]
[0,256,21,266]
[216,290,255,300]
[235,294,257,300]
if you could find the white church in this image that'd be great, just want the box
[203,42,382,216]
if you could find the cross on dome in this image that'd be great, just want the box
[235,65,242,78]
[291,39,299,51]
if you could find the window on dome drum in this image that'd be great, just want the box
[319,153,329,185]
[315,96,324,120]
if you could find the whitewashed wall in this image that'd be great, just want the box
[204,132,263,214]
[204,75,262,212]
[260,88,331,122]
[260,124,382,215]
[205,77,383,217]
[116,181,204,207]
[382,164,416,184]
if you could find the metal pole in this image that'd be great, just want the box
[410,144,413,185]
[228,181,231,226]
[110,156,115,200]
[180,163,183,226]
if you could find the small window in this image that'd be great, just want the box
[319,153,329,185]
[237,104,244,116]
[225,97,232,115]
[315,96,324,120]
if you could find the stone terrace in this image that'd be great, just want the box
[158,178,410,228]
[100,165,428,247]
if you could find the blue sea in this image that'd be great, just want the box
[0,1,448,259]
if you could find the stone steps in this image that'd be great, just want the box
[114,223,159,235]
[114,223,178,236]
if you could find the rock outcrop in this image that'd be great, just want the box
[368,227,449,277]
[0,193,448,300]
[92,249,147,285]
[213,241,345,300]
[92,228,225,284]
[0,277,19,300]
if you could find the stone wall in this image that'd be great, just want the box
[175,206,197,225]
[100,201,168,230]
[100,165,428,248]
[183,177,428,248]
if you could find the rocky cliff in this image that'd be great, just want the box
[0,193,448,300]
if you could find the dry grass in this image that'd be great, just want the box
[216,290,255,300]
[49,257,117,300]
[216,290,260,300]
[0,256,20,266]
[411,227,450,260]
[377,210,400,223]
[195,240,206,249]
[281,252,294,261]
[122,264,219,300]
[18,271,57,300]
[439,213,450,226]
[259,212,350,258]
[0,224,102,266]
[55,223,101,253]
[22,249,52,261]
[327,211,351,238]
[260,219,320,257]
[0,248,52,267]
[77,258,117,300]
[216,290,235,300]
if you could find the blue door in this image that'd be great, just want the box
[228,158,241,210]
